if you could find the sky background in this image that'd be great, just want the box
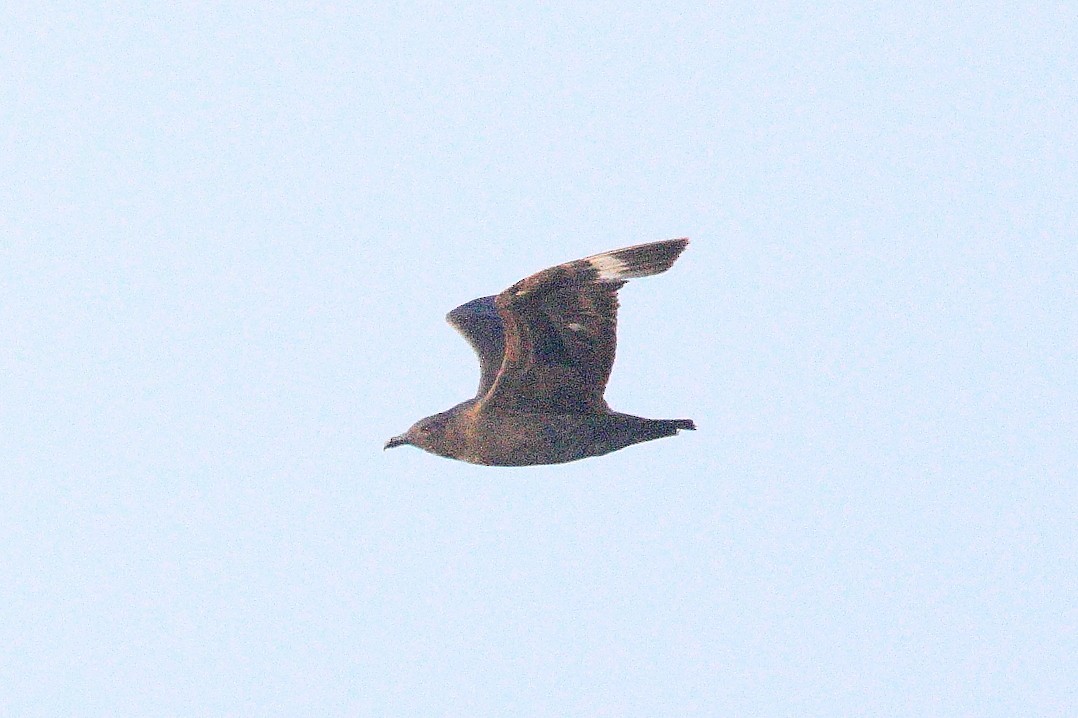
[3,2,1076,715]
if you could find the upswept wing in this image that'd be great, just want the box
[446,295,505,398]
[479,238,689,413]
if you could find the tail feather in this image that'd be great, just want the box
[576,414,695,461]
[641,418,696,440]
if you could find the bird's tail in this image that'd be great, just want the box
[641,418,696,439]
[580,414,696,460]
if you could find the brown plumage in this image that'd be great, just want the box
[384,238,695,466]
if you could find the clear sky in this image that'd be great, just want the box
[3,3,1075,715]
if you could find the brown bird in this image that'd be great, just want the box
[384,238,695,466]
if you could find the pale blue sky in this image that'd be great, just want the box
[3,3,1076,715]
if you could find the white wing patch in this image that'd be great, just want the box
[587,252,630,281]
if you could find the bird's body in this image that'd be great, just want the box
[400,402,694,466]
[385,238,695,466]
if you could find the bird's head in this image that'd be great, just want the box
[384,412,453,455]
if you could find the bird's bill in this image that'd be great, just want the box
[383,435,409,450]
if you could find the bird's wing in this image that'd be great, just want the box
[478,238,689,413]
[446,295,505,398]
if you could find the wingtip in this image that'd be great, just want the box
[586,237,690,281]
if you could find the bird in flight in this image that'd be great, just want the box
[385,238,695,466]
